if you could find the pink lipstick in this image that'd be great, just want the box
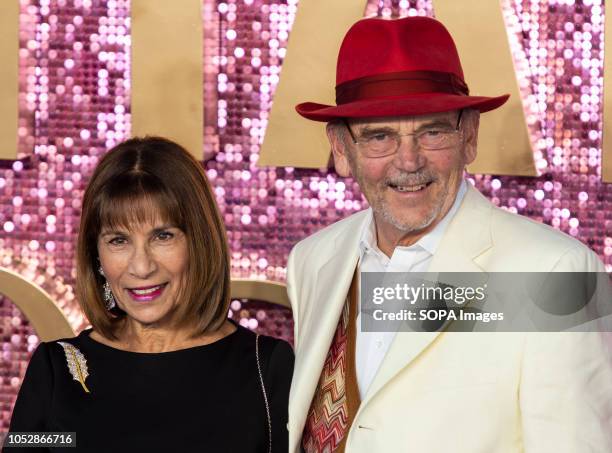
[127,283,167,302]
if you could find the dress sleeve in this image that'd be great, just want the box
[262,338,294,453]
[7,342,54,436]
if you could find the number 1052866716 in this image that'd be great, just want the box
[2,432,76,448]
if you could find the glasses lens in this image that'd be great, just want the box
[362,134,396,157]
[358,128,461,156]
[419,130,458,149]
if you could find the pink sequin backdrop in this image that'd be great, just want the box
[1,0,611,428]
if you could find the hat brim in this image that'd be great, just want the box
[296,93,510,122]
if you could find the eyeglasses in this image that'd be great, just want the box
[343,110,464,158]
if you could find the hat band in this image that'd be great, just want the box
[335,70,469,105]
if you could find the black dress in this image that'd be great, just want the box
[6,322,294,453]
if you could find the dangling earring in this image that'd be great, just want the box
[99,266,116,310]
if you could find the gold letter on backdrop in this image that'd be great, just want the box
[258,0,366,168]
[0,1,18,160]
[433,0,537,176]
[131,0,204,159]
[0,267,74,342]
[603,5,612,182]
[260,1,537,176]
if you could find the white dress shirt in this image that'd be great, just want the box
[355,180,468,400]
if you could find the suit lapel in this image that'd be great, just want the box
[360,185,494,408]
[289,212,366,447]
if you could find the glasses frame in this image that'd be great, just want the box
[343,109,464,158]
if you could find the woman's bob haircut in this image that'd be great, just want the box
[77,136,231,339]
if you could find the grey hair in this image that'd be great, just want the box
[326,120,351,147]
[459,108,480,129]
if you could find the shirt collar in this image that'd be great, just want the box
[359,179,468,259]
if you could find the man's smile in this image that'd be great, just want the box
[388,181,434,193]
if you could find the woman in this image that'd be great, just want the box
[8,137,294,452]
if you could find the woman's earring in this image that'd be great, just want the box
[99,266,116,310]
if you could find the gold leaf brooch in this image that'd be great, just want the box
[57,341,91,393]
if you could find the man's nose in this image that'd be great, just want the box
[392,135,426,172]
[128,245,157,279]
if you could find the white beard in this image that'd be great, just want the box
[372,182,449,233]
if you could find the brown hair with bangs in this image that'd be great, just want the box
[77,136,230,339]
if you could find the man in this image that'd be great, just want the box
[286,16,612,452]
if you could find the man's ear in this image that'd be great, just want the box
[326,123,352,177]
[463,110,480,165]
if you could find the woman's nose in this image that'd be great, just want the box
[128,245,157,279]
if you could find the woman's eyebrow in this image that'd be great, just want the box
[148,224,181,235]
[150,224,174,232]
[100,223,177,236]
[99,229,127,236]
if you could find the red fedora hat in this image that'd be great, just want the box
[296,16,509,122]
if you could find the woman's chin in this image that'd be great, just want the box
[119,304,174,327]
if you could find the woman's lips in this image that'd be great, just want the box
[126,283,167,302]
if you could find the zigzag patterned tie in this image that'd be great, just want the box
[301,296,351,452]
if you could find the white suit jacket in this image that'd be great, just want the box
[286,184,612,453]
